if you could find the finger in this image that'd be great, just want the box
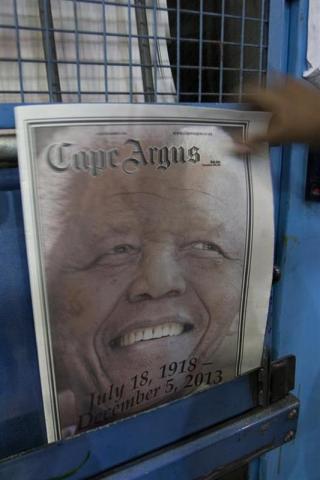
[247,89,281,112]
[283,76,315,96]
[233,130,283,154]
[232,142,254,154]
[232,134,269,155]
[245,112,288,147]
[250,127,290,146]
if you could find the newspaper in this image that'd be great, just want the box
[15,104,274,442]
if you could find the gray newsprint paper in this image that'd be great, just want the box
[15,104,274,442]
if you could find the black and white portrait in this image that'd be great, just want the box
[32,121,249,436]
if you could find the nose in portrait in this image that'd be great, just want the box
[128,244,186,302]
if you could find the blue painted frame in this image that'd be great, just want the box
[0,394,298,480]
[258,1,320,479]
[0,169,46,458]
[0,1,301,477]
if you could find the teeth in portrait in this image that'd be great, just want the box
[118,322,185,347]
[36,123,247,435]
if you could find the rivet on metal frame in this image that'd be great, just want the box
[288,408,298,420]
[284,430,296,443]
[272,265,281,284]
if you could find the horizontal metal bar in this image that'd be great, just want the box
[0,97,260,139]
[0,24,268,49]
[0,131,16,162]
[0,92,262,106]
[0,58,267,72]
[0,103,256,131]
[0,60,267,70]
[99,395,299,480]
[0,369,259,479]
[0,393,298,480]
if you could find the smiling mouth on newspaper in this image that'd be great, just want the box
[111,321,193,348]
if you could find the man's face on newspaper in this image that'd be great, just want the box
[46,131,246,426]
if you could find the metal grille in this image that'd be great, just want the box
[0,0,269,104]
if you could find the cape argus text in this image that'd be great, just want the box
[46,139,201,175]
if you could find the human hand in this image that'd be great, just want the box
[236,76,320,151]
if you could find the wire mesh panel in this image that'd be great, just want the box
[0,0,269,104]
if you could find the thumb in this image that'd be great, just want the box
[246,114,286,148]
[233,127,284,154]
[233,133,270,154]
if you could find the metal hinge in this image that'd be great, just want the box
[270,355,296,403]
[258,355,296,407]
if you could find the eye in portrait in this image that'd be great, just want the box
[35,123,248,436]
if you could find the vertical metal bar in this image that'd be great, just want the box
[198,0,203,103]
[264,0,311,477]
[239,0,246,101]
[266,0,287,262]
[267,0,288,77]
[73,0,81,101]
[134,0,155,103]
[38,0,62,103]
[128,0,133,102]
[152,0,158,103]
[218,0,225,103]
[102,0,109,102]
[12,0,25,102]
[259,0,266,85]
[176,0,181,102]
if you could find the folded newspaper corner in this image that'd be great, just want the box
[15,104,274,442]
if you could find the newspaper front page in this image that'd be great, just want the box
[15,104,274,441]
